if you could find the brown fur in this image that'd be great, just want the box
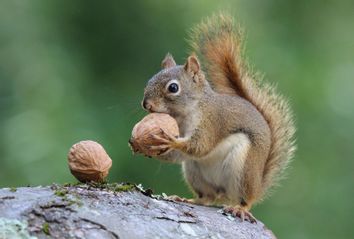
[189,13,296,200]
[142,14,295,216]
[144,58,272,207]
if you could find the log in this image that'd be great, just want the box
[0,183,275,239]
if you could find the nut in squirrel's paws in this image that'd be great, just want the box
[129,113,179,157]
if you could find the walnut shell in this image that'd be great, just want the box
[129,113,179,157]
[68,140,112,182]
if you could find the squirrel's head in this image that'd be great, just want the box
[142,53,207,118]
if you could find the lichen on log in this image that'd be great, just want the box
[0,183,275,239]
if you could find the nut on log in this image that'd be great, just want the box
[129,113,179,156]
[68,140,112,182]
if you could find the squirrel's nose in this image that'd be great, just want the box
[142,98,152,111]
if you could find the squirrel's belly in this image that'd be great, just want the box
[196,133,251,201]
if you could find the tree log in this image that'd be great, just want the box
[0,183,275,239]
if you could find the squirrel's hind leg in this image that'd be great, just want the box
[181,160,220,206]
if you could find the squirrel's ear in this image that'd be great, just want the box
[161,53,176,69]
[184,55,200,75]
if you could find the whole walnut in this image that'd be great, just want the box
[129,113,179,157]
[68,140,112,182]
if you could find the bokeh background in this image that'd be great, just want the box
[1,1,353,238]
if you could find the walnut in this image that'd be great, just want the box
[67,140,112,182]
[129,113,179,157]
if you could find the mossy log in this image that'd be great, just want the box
[0,183,275,239]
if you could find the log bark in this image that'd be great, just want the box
[0,183,275,239]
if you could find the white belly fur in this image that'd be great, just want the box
[187,133,251,201]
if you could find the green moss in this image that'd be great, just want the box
[54,189,68,197]
[68,199,83,207]
[52,185,84,207]
[66,196,83,207]
[63,182,82,187]
[85,181,136,192]
[60,181,137,193]
[86,181,110,189]
[112,183,135,192]
[42,222,50,235]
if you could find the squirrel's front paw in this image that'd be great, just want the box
[149,128,186,155]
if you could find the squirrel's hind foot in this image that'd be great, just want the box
[165,195,196,204]
[166,195,213,206]
[223,205,257,223]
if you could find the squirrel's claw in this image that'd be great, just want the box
[149,144,170,150]
[150,134,170,143]
[158,128,177,142]
[223,206,257,223]
[148,144,172,155]
[165,195,196,204]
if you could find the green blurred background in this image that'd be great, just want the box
[1,1,353,238]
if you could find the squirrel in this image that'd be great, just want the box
[141,14,296,223]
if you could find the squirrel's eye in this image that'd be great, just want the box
[168,83,179,93]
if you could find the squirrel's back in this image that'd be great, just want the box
[190,13,296,199]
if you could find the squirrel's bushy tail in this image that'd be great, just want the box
[190,13,296,198]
